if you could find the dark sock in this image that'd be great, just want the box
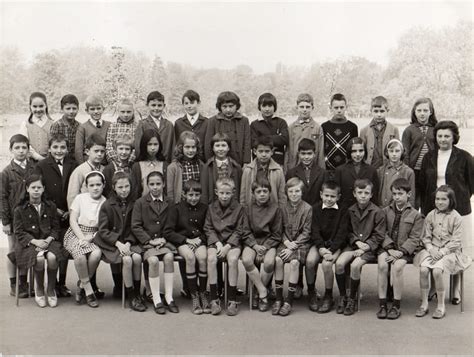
[228,285,237,301]
[47,268,57,291]
[10,277,16,286]
[325,288,333,298]
[90,273,98,290]
[217,261,223,294]
[275,280,283,301]
[19,275,27,285]
[210,284,218,300]
[379,298,387,307]
[125,286,135,299]
[198,272,208,293]
[133,280,141,296]
[112,273,122,289]
[179,260,188,291]
[393,299,401,308]
[143,262,149,280]
[297,266,304,288]
[335,273,346,296]
[349,278,360,299]
[307,283,315,295]
[287,283,297,305]
[186,273,198,294]
[58,274,67,286]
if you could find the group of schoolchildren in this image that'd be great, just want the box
[1,89,471,321]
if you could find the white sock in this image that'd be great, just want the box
[148,276,161,306]
[164,272,174,304]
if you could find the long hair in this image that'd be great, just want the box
[28,92,52,123]
[410,98,438,126]
[136,129,166,162]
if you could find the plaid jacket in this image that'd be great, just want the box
[50,116,80,161]
[105,119,138,165]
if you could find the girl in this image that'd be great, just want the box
[334,137,379,209]
[63,171,105,308]
[377,139,415,208]
[131,129,168,198]
[131,171,178,314]
[19,92,54,162]
[401,98,437,209]
[12,175,67,308]
[415,185,471,319]
[95,172,146,312]
[167,131,204,204]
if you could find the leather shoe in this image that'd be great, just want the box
[451,297,461,305]
[167,300,179,313]
[376,305,388,319]
[94,288,105,300]
[35,295,47,308]
[47,292,58,308]
[432,308,445,319]
[308,293,319,312]
[318,297,334,313]
[279,302,292,316]
[387,306,401,320]
[415,306,429,317]
[129,296,147,312]
[75,281,85,304]
[271,300,282,315]
[56,284,72,298]
[154,302,166,314]
[258,297,269,312]
[86,293,99,308]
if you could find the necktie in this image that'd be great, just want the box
[96,121,102,129]
[56,160,63,166]
[18,161,26,169]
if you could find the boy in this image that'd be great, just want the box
[35,133,78,297]
[174,90,208,155]
[75,95,110,164]
[360,96,400,169]
[204,178,247,316]
[204,91,251,166]
[250,93,289,166]
[103,134,134,198]
[321,93,358,172]
[240,136,286,208]
[0,134,36,297]
[334,178,385,316]
[377,178,422,319]
[306,181,349,313]
[285,93,325,171]
[50,94,81,161]
[134,91,175,163]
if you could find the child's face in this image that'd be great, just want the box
[86,144,105,165]
[253,144,273,165]
[297,101,313,120]
[148,99,165,118]
[116,144,132,162]
[62,103,79,121]
[260,104,275,119]
[415,103,431,125]
[435,191,450,212]
[391,188,410,207]
[49,140,68,161]
[215,185,234,207]
[387,144,403,164]
[114,178,131,200]
[253,187,270,205]
[354,186,373,207]
[148,176,164,197]
[10,142,29,161]
[371,105,388,123]
[287,185,303,204]
[213,141,229,160]
[320,187,340,208]
[330,100,347,119]
[118,104,134,123]
[436,129,454,151]
[350,143,365,163]
[30,97,47,118]
[184,189,201,206]
[27,180,44,201]
[86,104,104,121]
[183,98,199,116]
[183,138,197,159]
[298,149,315,167]
[147,137,160,158]
[87,176,104,199]
[221,103,237,118]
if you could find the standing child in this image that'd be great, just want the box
[63,171,105,308]
[285,93,325,171]
[12,175,67,307]
[272,178,312,316]
[50,94,81,161]
[377,178,423,320]
[95,172,146,312]
[134,91,175,163]
[0,134,36,297]
[402,98,437,209]
[414,185,471,319]
[75,95,110,164]
[240,136,286,208]
[204,91,251,166]
[250,93,289,166]
[103,134,134,198]
[377,139,415,208]
[334,179,385,316]
[164,180,210,314]
[131,171,179,314]
[19,92,54,162]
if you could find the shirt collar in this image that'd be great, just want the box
[215,158,229,168]
[370,119,386,128]
[186,113,199,122]
[13,159,27,168]
[89,119,103,126]
[149,193,163,202]
[322,203,338,210]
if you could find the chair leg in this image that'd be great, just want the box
[223,262,228,306]
[460,271,464,313]
[121,264,125,309]
[449,275,454,302]
[357,284,361,312]
[29,267,35,297]
[249,280,253,311]
[15,266,19,307]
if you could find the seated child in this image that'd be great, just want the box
[103,134,134,198]
[377,178,423,320]
[272,177,312,316]
[334,178,385,316]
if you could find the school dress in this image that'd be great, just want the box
[164,201,208,247]
[130,160,168,198]
[63,193,105,259]
[415,209,471,274]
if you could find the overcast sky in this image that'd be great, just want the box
[1,1,471,73]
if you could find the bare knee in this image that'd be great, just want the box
[432,268,443,279]
[132,254,142,265]
[420,267,430,278]
[46,253,58,269]
[147,256,159,268]
[322,260,333,272]
[289,259,299,271]
[242,254,254,270]
[122,255,132,268]
[378,262,389,275]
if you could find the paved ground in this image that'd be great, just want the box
[0,247,473,355]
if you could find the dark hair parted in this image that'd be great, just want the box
[183,179,202,194]
[60,94,79,109]
[136,129,166,162]
[147,91,165,105]
[28,92,51,123]
[258,93,277,111]
[434,120,460,146]
[182,90,200,104]
[346,137,368,161]
[298,138,316,152]
[410,98,438,126]
[216,91,240,111]
[146,170,164,185]
[435,184,457,211]
[10,134,29,149]
[390,178,412,193]
[85,133,106,150]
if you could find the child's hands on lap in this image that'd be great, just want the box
[323,253,335,262]
[186,238,201,249]
[217,243,230,259]
[2,224,11,235]
[254,244,267,255]
[387,249,403,260]
[284,240,298,250]
[353,249,365,257]
[279,248,293,261]
[355,241,370,251]
[116,241,131,256]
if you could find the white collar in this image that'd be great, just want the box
[13,159,26,167]
[322,203,338,210]
[186,113,199,122]
[89,119,103,126]
[150,193,163,201]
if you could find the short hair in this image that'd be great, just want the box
[390,178,411,193]
[286,177,305,192]
[183,179,202,194]
[258,92,277,111]
[28,92,49,123]
[182,90,200,104]
[114,134,134,149]
[216,91,240,111]
[85,133,106,150]
[354,178,373,192]
[253,135,273,150]
[330,93,347,105]
[215,177,235,191]
[434,120,460,146]
[384,139,405,160]
[60,94,79,109]
[147,91,165,104]
[346,137,368,161]
[112,171,131,187]
[85,170,105,185]
[136,129,165,162]
[117,98,134,107]
[251,177,272,193]
[10,134,29,149]
[146,170,164,184]
[174,131,201,161]
[296,93,313,106]
[410,97,438,126]
[435,184,457,211]
[371,96,388,109]
[210,132,232,152]
[321,180,341,194]
[298,138,316,152]
[85,95,104,109]
[49,133,68,148]
[25,174,44,189]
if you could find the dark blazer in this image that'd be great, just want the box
[164,201,208,245]
[348,201,385,252]
[419,146,474,216]
[286,163,327,206]
[311,204,349,253]
[250,117,289,166]
[174,114,209,157]
[200,157,242,204]
[131,194,169,244]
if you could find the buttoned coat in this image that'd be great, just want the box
[348,201,385,252]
